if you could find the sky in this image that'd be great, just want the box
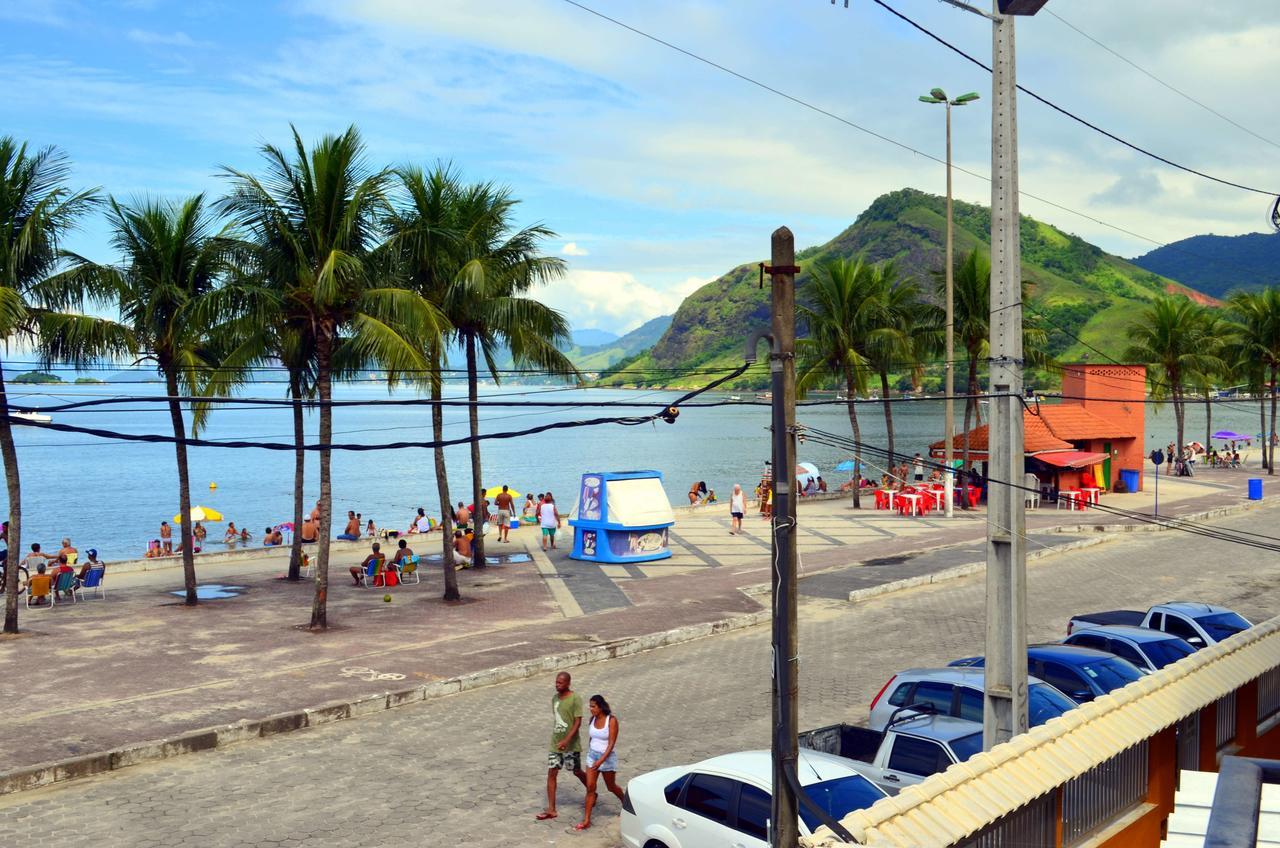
[4,0,1279,335]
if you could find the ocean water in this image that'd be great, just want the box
[1,382,1269,561]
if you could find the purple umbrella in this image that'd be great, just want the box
[1213,430,1250,441]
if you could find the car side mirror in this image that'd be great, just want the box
[1071,690,1093,702]
[1189,637,1204,647]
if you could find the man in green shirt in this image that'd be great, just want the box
[537,671,587,821]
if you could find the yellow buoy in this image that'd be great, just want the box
[209,482,217,489]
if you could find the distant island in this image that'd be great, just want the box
[12,371,64,385]
[75,377,106,384]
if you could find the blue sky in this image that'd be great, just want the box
[5,0,1278,334]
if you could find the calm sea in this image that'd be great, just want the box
[2,382,1268,560]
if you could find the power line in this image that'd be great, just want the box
[870,0,1280,196]
[1044,9,1280,154]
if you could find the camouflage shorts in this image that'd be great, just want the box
[547,750,582,771]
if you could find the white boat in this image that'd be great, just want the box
[729,395,742,401]
[13,411,52,423]
[755,392,773,401]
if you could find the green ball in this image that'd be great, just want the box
[383,594,392,603]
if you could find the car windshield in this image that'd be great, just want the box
[1029,683,1078,724]
[1195,612,1251,642]
[799,775,884,832]
[1078,658,1143,692]
[950,732,983,763]
[1143,638,1195,669]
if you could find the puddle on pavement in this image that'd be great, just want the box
[169,584,247,600]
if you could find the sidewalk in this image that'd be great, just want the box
[0,469,1269,785]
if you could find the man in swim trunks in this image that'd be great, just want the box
[494,486,514,543]
[300,516,318,543]
[160,521,172,554]
[336,510,360,541]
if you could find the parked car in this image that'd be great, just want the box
[868,667,1078,732]
[620,749,886,848]
[1062,624,1197,673]
[1067,602,1252,649]
[800,713,983,796]
[947,644,1145,704]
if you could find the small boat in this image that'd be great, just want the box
[729,395,742,402]
[13,411,52,423]
[755,392,773,401]
[835,391,848,401]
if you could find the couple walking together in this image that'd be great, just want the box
[538,671,624,831]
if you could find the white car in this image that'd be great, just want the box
[620,749,887,848]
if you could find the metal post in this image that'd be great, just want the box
[984,2,1028,751]
[768,228,799,848]
[1154,462,1159,517]
[944,101,956,519]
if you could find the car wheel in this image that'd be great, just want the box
[643,842,669,848]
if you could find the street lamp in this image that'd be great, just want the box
[919,88,979,520]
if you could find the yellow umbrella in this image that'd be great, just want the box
[174,506,224,524]
[483,485,521,499]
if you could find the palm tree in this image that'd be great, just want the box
[383,164,462,600]
[219,126,443,628]
[0,138,100,632]
[439,182,575,568]
[947,250,991,488]
[1123,296,1224,457]
[864,262,925,470]
[798,256,886,509]
[64,195,240,605]
[1228,289,1280,474]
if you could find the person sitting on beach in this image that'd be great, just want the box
[928,468,943,484]
[300,516,318,543]
[455,502,471,531]
[77,548,103,583]
[224,522,240,544]
[144,539,162,558]
[817,476,828,493]
[452,530,473,569]
[263,527,283,546]
[22,543,50,573]
[56,537,78,564]
[391,538,414,571]
[336,510,360,541]
[27,563,51,605]
[414,509,435,534]
[50,554,74,599]
[349,542,385,585]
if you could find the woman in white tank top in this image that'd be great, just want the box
[576,694,624,831]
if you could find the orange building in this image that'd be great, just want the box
[930,363,1147,493]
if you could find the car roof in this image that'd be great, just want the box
[690,749,874,787]
[1071,624,1184,643]
[1028,643,1118,663]
[891,714,985,742]
[1160,601,1234,616]
[894,667,1051,687]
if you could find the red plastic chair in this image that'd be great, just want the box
[874,490,890,510]
[966,486,981,508]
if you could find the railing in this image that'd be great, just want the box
[1176,712,1200,781]
[954,791,1056,848]
[1216,691,1238,750]
[1258,667,1280,725]
[1061,741,1149,846]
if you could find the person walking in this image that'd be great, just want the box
[495,485,515,543]
[575,694,625,831]
[539,493,561,551]
[912,453,925,483]
[537,671,587,822]
[729,484,745,535]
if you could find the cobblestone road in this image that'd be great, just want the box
[2,507,1277,847]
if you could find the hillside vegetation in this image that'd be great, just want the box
[1131,231,1280,298]
[600,188,1211,389]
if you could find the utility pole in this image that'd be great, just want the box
[767,228,799,848]
[984,0,1029,750]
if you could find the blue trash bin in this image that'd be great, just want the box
[1120,469,1140,493]
[1248,478,1263,501]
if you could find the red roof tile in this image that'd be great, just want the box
[929,411,1072,455]
[1037,404,1136,440]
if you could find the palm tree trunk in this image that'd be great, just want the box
[879,370,894,472]
[310,327,335,629]
[1172,381,1186,461]
[432,366,460,601]
[164,367,197,606]
[287,374,305,582]
[960,354,978,508]
[465,334,486,568]
[0,357,23,633]
[1204,386,1212,458]
[845,369,862,510]
[1261,390,1269,471]
[1270,365,1277,477]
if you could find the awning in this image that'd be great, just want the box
[1032,450,1109,469]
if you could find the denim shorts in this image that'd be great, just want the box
[586,749,618,772]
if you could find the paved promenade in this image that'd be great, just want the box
[0,471,1261,777]
[0,497,1275,846]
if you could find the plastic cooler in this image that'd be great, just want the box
[1248,478,1263,501]
[1120,469,1140,493]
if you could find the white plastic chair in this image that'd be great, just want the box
[1023,473,1040,509]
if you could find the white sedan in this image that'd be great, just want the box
[620,749,887,848]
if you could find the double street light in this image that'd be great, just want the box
[919,88,979,520]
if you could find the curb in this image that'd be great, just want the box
[846,535,1111,603]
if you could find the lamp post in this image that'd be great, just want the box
[919,88,979,519]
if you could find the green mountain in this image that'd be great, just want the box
[566,314,673,372]
[600,188,1213,388]
[1131,231,1280,298]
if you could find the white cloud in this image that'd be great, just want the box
[561,241,589,256]
[537,270,712,334]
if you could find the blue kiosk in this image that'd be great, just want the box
[569,470,675,563]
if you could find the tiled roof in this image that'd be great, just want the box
[801,614,1280,848]
[1038,404,1137,440]
[929,412,1072,454]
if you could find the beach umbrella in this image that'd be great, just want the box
[796,462,820,479]
[834,459,857,472]
[174,506,223,523]
[483,485,521,498]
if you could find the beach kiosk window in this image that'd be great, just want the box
[569,471,675,562]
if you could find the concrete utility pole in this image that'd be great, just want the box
[984,0,1029,750]
[767,228,800,848]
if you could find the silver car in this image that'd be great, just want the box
[868,666,1078,732]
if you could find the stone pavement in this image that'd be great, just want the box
[0,503,1276,847]
[0,470,1260,779]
